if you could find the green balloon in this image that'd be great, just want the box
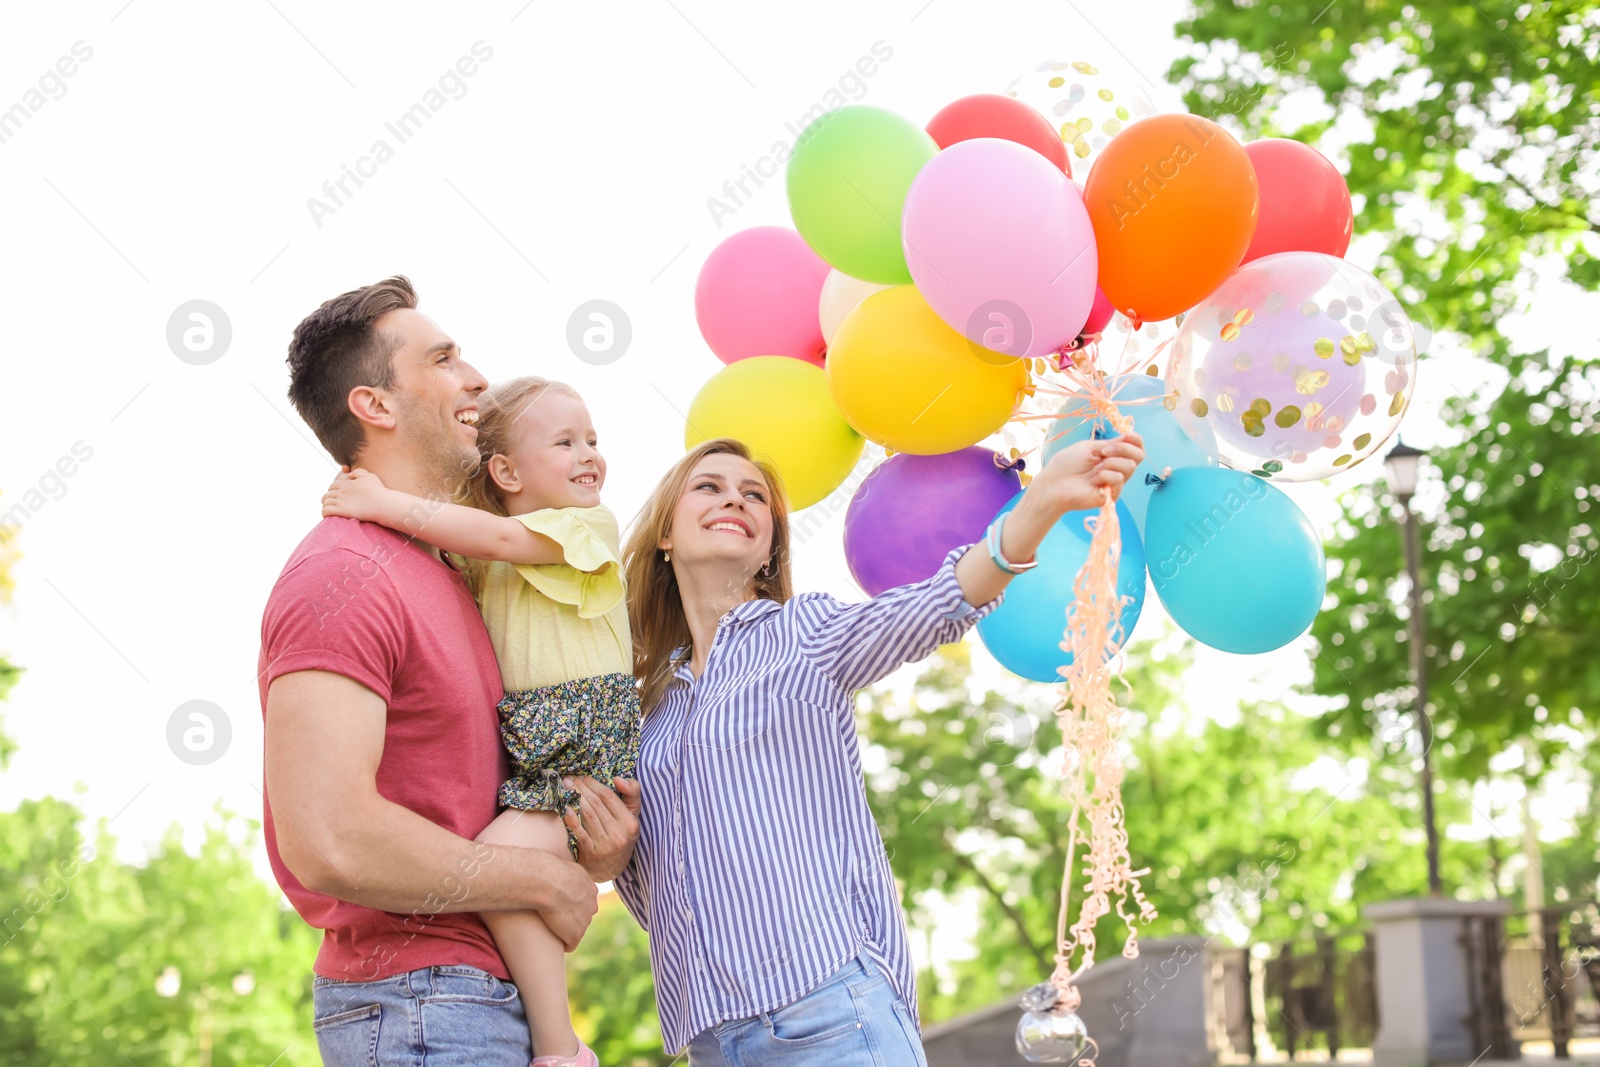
[786,106,938,285]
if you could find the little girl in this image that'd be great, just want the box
[322,376,637,1067]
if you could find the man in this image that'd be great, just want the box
[259,275,640,1065]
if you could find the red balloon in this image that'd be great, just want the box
[926,93,1070,177]
[1082,286,1113,336]
[1242,138,1353,263]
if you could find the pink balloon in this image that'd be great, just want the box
[695,227,830,366]
[1082,286,1114,336]
[902,138,1098,359]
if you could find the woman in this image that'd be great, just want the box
[614,431,1143,1066]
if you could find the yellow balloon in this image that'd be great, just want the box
[828,286,1029,454]
[685,356,865,510]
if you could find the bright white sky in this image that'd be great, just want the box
[0,0,1592,964]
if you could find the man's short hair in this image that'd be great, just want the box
[286,276,418,466]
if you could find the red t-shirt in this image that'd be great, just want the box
[258,517,510,982]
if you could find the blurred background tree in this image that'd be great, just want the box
[861,644,1522,1022]
[0,768,325,1064]
[1171,1,1600,895]
[568,897,670,1066]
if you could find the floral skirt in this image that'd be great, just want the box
[495,672,641,859]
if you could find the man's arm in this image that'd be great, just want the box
[264,669,599,949]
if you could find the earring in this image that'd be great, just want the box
[662,549,671,562]
[759,559,774,579]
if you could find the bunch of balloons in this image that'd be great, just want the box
[682,69,1418,670]
[680,64,1421,1063]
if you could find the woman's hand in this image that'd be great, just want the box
[322,466,401,523]
[952,432,1144,608]
[564,776,641,885]
[1028,433,1146,516]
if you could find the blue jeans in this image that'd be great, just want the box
[688,954,927,1067]
[311,964,531,1066]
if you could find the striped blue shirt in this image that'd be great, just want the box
[613,548,1000,1053]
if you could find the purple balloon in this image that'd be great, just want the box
[844,447,1022,596]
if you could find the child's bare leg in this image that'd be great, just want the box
[476,808,580,1059]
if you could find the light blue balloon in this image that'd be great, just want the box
[1043,374,1218,534]
[976,493,1147,683]
[1143,467,1326,654]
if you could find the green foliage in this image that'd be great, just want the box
[1,487,19,770]
[1537,739,1600,899]
[1171,0,1600,786]
[569,898,671,1066]
[1309,349,1600,779]
[1172,0,1599,348]
[0,757,667,1065]
[0,802,323,1066]
[860,645,1499,1023]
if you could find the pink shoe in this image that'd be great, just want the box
[530,1038,598,1067]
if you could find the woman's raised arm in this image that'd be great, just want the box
[800,434,1142,692]
[952,433,1143,607]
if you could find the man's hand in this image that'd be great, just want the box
[322,466,403,524]
[563,776,641,884]
[538,855,601,953]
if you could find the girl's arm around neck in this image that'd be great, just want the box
[322,467,567,565]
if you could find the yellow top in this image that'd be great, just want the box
[461,505,633,693]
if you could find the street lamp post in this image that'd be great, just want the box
[1383,439,1443,897]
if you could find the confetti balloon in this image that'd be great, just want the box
[1100,311,1184,373]
[1165,252,1418,481]
[1004,58,1163,176]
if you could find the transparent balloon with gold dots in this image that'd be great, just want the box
[1003,59,1163,177]
[1165,252,1419,482]
[1098,311,1185,377]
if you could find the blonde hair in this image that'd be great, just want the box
[458,376,584,516]
[623,439,793,714]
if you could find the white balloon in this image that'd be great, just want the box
[819,270,892,346]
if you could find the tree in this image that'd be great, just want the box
[859,643,1496,1023]
[2,487,22,768]
[1,520,324,1064]
[1308,350,1600,779]
[0,798,325,1066]
[1172,0,1598,349]
[1536,736,1600,901]
[568,896,671,1066]
[1170,2,1600,787]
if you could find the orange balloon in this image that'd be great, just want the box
[1084,114,1258,323]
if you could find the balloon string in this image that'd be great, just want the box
[1046,353,1158,1011]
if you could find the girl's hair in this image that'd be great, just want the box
[623,438,793,714]
[458,376,584,515]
